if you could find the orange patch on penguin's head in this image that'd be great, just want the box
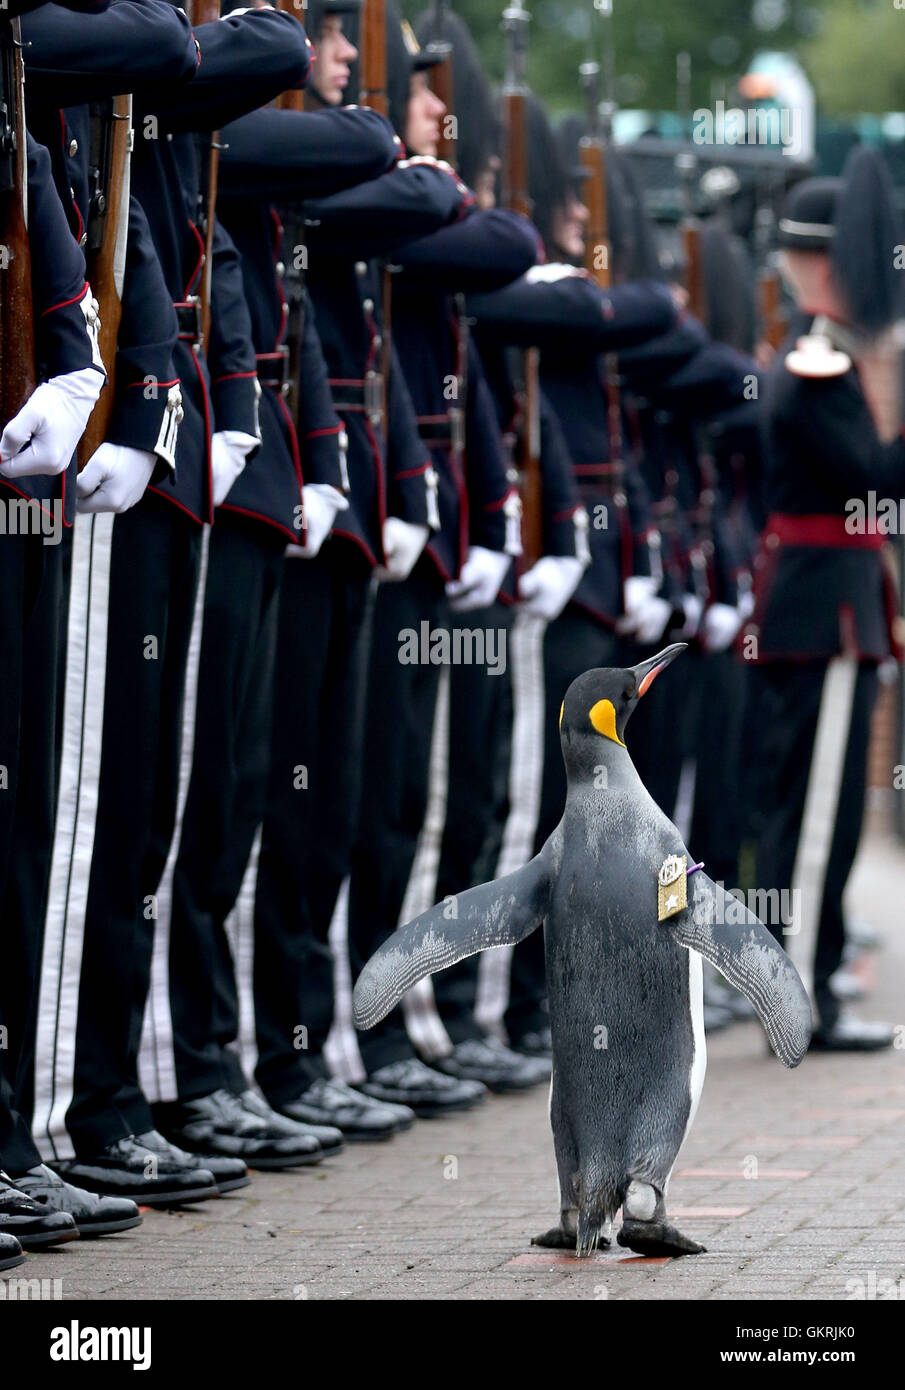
[558,645,688,761]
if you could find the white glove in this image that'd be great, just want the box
[517,555,585,621]
[616,576,671,645]
[524,263,584,284]
[286,483,349,559]
[680,593,704,638]
[0,368,104,478]
[376,517,429,581]
[211,429,258,507]
[701,602,744,653]
[76,443,156,514]
[445,546,511,612]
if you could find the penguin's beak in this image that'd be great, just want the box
[630,643,687,698]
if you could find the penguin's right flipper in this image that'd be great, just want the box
[666,872,813,1067]
[353,851,554,1030]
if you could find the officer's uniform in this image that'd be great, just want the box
[212,151,463,1107]
[138,101,401,1108]
[345,206,537,1074]
[0,132,105,1175]
[468,269,676,1045]
[23,4,310,1162]
[749,314,905,1031]
[5,0,195,1165]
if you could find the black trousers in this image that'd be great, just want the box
[348,555,448,1073]
[251,542,373,1103]
[0,530,62,1173]
[144,513,287,1104]
[504,603,621,1046]
[687,647,748,887]
[755,659,878,1031]
[63,495,201,1155]
[429,603,516,1045]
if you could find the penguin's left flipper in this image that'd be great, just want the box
[353,850,554,1030]
[666,872,813,1067]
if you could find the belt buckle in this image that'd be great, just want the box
[183,294,203,347]
[364,371,383,422]
[449,407,465,455]
[277,344,291,396]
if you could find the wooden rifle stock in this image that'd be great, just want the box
[758,264,785,351]
[187,0,222,345]
[501,77,541,565]
[580,138,609,289]
[682,217,706,322]
[77,94,133,469]
[360,0,388,117]
[0,19,36,434]
[432,54,455,165]
[358,0,390,426]
[275,0,305,111]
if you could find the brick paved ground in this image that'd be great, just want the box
[13,821,905,1302]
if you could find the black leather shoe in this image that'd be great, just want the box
[0,1233,24,1272]
[810,1017,893,1052]
[154,1089,325,1170]
[0,1171,79,1249]
[511,1027,552,1060]
[236,1089,344,1158]
[278,1078,403,1142]
[360,1059,486,1117]
[53,1135,217,1208]
[436,1036,551,1092]
[133,1131,249,1194]
[14,1165,142,1237]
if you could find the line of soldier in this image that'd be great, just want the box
[0,0,901,1276]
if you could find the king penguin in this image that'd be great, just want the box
[353,645,812,1257]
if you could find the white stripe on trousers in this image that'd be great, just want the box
[32,513,114,1161]
[786,654,859,1012]
[137,524,210,1104]
[475,610,547,1037]
[219,609,550,1083]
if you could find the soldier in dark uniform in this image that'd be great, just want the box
[201,0,477,1138]
[24,1,322,1200]
[746,147,904,1050]
[399,7,588,1089]
[467,106,677,1055]
[143,16,419,1152]
[0,1,141,1262]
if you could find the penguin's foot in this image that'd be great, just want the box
[532,1226,578,1250]
[616,1219,706,1257]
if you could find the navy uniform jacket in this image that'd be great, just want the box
[620,320,761,612]
[128,8,311,523]
[217,105,400,539]
[21,0,199,512]
[391,208,540,582]
[0,136,105,515]
[469,274,676,624]
[301,158,470,565]
[744,314,905,664]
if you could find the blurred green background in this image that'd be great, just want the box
[402,0,905,120]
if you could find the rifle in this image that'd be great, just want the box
[275,0,305,112]
[186,0,222,345]
[359,0,391,433]
[501,1,541,566]
[676,52,706,322]
[0,18,36,434]
[754,174,785,351]
[578,2,612,289]
[77,94,133,469]
[429,0,455,165]
[360,0,388,117]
